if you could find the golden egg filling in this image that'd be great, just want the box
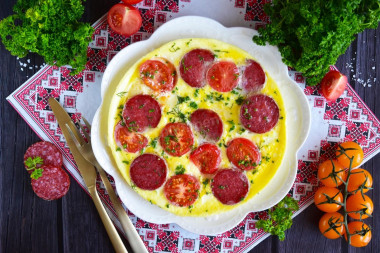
[108,38,286,216]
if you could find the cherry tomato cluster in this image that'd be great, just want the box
[107,0,143,37]
[315,141,373,247]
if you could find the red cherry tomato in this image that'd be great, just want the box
[190,143,221,175]
[114,121,148,153]
[226,138,261,170]
[320,70,347,101]
[207,61,239,92]
[139,58,177,93]
[121,0,143,4]
[159,123,194,157]
[107,3,142,36]
[164,174,200,207]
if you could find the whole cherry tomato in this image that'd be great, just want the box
[318,159,347,187]
[314,187,343,213]
[347,168,373,194]
[336,141,363,168]
[345,221,372,247]
[319,212,345,239]
[346,193,373,220]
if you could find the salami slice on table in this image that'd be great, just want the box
[242,59,266,93]
[211,169,249,205]
[31,165,70,200]
[180,49,215,88]
[122,94,161,132]
[240,94,279,134]
[207,61,239,92]
[139,58,177,93]
[190,109,223,142]
[24,141,63,173]
[130,154,167,190]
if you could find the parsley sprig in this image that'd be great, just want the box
[256,196,299,241]
[25,156,44,180]
[0,0,94,75]
[253,0,380,86]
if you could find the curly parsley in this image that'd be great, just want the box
[255,196,299,241]
[253,0,380,86]
[0,0,94,75]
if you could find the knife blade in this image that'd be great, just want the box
[48,97,128,253]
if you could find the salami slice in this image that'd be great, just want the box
[240,94,279,134]
[122,94,161,132]
[130,154,167,190]
[24,141,63,173]
[180,49,215,88]
[114,121,148,153]
[226,138,261,171]
[31,165,70,200]
[159,123,194,157]
[207,61,239,92]
[211,169,249,205]
[190,109,223,142]
[139,58,177,93]
[242,59,266,93]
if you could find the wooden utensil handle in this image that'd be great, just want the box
[88,185,128,253]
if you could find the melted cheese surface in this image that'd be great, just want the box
[108,38,286,216]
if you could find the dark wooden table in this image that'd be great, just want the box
[1,1,379,252]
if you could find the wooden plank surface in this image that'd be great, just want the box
[1,1,379,252]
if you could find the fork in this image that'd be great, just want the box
[66,117,148,253]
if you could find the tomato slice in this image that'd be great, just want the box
[320,70,347,101]
[164,174,200,207]
[190,143,221,174]
[226,138,261,170]
[159,123,194,157]
[114,121,148,153]
[107,3,142,36]
[139,58,177,93]
[207,61,239,92]
[121,0,143,4]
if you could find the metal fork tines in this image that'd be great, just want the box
[66,117,148,253]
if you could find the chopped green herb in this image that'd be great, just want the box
[150,138,158,148]
[194,89,199,97]
[236,96,245,105]
[175,165,186,175]
[116,92,127,97]
[169,42,180,52]
[122,160,130,165]
[189,101,198,109]
[177,95,190,104]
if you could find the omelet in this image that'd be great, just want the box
[107,38,286,216]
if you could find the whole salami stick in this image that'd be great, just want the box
[66,118,148,253]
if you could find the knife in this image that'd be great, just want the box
[48,97,128,253]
